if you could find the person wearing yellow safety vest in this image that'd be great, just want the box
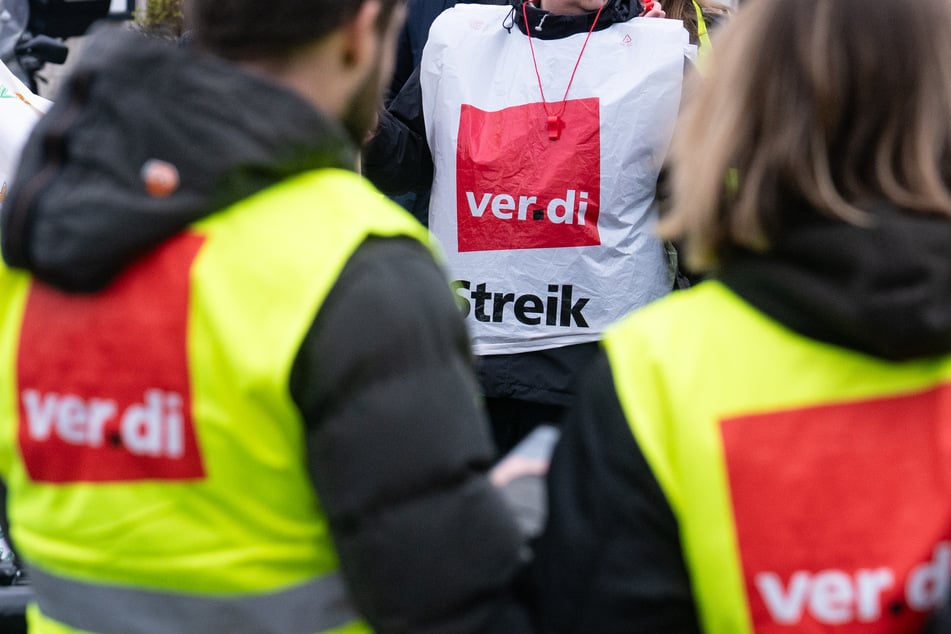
[530,0,951,631]
[0,1,534,632]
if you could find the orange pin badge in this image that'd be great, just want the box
[141,159,181,198]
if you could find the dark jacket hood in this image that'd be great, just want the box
[719,203,951,361]
[510,0,640,39]
[1,29,357,292]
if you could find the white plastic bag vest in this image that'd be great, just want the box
[422,5,692,355]
[0,61,51,209]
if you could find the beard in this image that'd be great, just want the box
[342,51,385,147]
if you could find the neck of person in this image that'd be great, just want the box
[534,0,605,16]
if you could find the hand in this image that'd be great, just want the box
[640,0,666,17]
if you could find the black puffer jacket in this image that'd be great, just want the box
[2,30,531,634]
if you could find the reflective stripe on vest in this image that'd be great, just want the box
[0,168,428,633]
[30,566,357,634]
[604,281,951,632]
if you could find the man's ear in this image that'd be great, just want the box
[342,0,383,68]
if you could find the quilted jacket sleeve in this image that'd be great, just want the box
[290,237,533,633]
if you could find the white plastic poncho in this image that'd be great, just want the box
[422,5,693,355]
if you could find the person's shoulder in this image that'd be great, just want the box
[431,2,512,33]
[424,3,513,67]
[295,235,468,411]
[331,236,466,339]
[337,236,446,306]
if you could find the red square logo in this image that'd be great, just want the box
[721,385,951,631]
[17,233,207,483]
[455,98,602,252]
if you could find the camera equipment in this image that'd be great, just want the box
[27,0,110,39]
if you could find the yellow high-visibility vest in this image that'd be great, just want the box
[0,168,428,633]
[604,280,951,632]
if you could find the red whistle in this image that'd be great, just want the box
[643,0,654,11]
[547,115,562,141]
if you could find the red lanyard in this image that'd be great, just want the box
[523,1,606,140]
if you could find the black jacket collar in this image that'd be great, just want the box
[719,203,951,361]
[510,0,639,39]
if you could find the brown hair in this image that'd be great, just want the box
[659,0,951,270]
[662,0,729,45]
[189,0,403,61]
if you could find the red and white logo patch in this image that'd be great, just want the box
[17,233,207,483]
[455,98,602,252]
[721,385,951,632]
